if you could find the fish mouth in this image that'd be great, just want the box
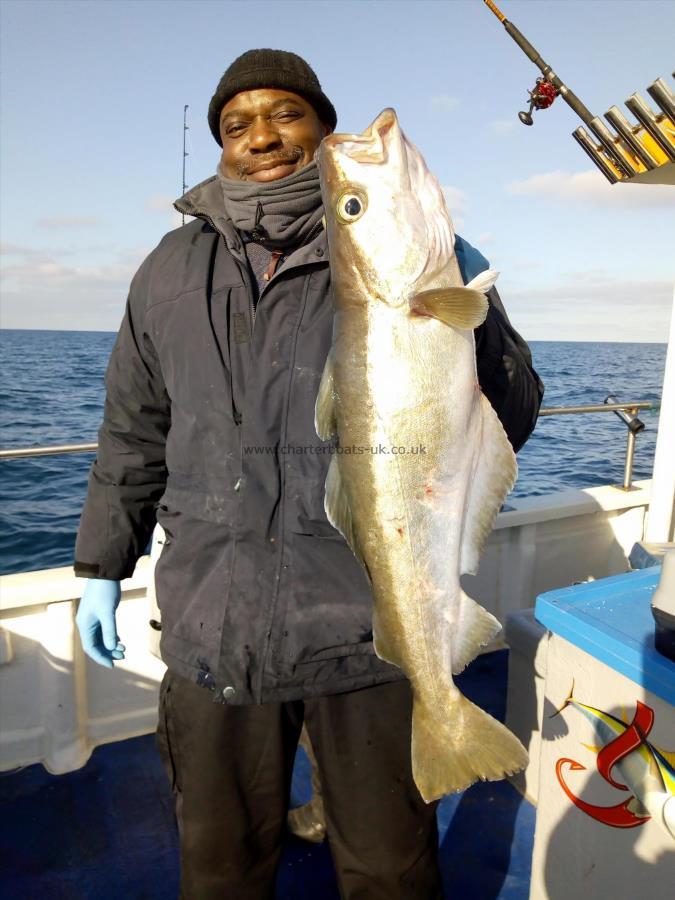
[322,108,400,164]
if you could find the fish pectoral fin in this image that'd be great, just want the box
[324,455,369,575]
[409,267,498,329]
[410,286,489,329]
[315,350,337,440]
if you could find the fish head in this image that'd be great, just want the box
[317,108,456,308]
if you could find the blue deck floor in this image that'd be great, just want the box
[0,651,535,899]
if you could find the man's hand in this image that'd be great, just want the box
[76,579,125,668]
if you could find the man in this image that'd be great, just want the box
[75,49,543,899]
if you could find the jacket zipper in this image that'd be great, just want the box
[250,250,285,335]
[183,207,323,344]
[256,273,313,702]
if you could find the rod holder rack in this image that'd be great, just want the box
[482,2,675,186]
[574,76,675,185]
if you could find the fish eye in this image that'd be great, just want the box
[344,197,361,216]
[336,191,367,224]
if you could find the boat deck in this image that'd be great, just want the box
[0,651,535,899]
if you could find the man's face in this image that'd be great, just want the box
[219,88,331,182]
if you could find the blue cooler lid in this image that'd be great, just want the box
[535,568,675,706]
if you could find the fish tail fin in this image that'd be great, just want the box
[411,691,528,802]
[549,679,575,719]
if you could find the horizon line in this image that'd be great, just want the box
[0,327,668,346]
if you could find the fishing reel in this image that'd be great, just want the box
[518,77,559,125]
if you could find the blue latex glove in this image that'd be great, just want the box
[76,579,125,669]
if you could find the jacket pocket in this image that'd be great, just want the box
[153,503,233,652]
[294,514,341,539]
[271,529,374,670]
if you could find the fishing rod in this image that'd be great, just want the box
[482,0,594,127]
[182,104,189,225]
[482,0,675,185]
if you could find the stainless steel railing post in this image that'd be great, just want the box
[624,428,636,490]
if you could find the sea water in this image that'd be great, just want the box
[0,330,666,575]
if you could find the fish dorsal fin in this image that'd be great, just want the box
[465,268,499,294]
[460,393,517,575]
[324,455,368,576]
[409,269,498,329]
[315,350,337,440]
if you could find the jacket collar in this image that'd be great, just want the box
[174,176,328,270]
[175,176,245,261]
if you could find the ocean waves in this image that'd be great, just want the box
[0,330,667,575]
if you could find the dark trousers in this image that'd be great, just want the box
[156,670,443,900]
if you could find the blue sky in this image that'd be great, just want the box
[1,0,673,340]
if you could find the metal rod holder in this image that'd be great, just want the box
[572,127,619,183]
[604,395,646,490]
[604,106,660,170]
[625,93,675,161]
[647,77,675,121]
[588,117,637,178]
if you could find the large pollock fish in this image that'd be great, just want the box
[315,108,528,802]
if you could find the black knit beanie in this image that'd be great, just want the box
[208,49,337,146]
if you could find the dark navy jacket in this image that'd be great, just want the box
[75,176,543,704]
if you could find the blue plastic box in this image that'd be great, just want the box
[535,567,675,706]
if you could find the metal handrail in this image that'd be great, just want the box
[538,401,652,416]
[0,442,98,460]
[0,399,655,490]
[538,398,653,490]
